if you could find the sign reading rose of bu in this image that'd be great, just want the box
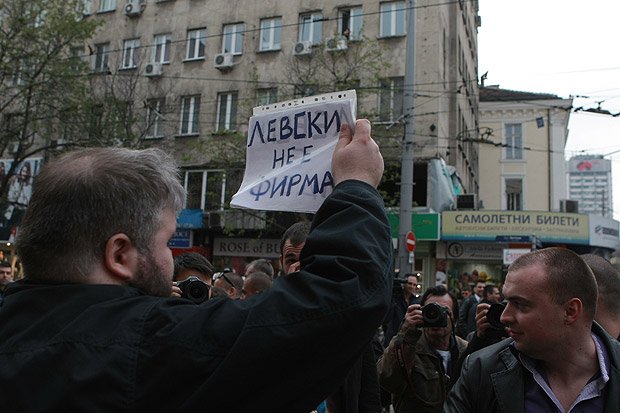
[231,90,357,213]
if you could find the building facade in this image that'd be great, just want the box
[79,0,481,274]
[567,155,613,218]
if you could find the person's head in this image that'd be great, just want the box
[500,247,598,358]
[0,260,13,288]
[213,270,243,299]
[279,221,310,274]
[244,258,274,279]
[420,285,458,348]
[580,254,620,335]
[16,148,185,297]
[19,162,31,180]
[473,281,485,297]
[173,252,215,285]
[403,273,417,296]
[483,284,501,303]
[241,271,272,299]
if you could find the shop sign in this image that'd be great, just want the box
[503,248,531,265]
[214,237,281,258]
[589,214,620,250]
[168,229,193,248]
[443,242,504,261]
[442,210,589,244]
[387,212,440,240]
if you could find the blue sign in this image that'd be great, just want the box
[168,229,192,248]
[495,235,532,243]
[177,209,204,229]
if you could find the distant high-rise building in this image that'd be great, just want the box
[567,155,613,217]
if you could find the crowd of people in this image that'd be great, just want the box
[0,118,620,412]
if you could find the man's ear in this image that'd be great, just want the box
[103,233,138,282]
[564,298,583,325]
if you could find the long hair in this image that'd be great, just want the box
[17,147,186,282]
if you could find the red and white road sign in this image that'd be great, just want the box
[405,231,416,252]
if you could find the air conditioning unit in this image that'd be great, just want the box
[214,53,234,70]
[144,62,163,77]
[325,37,348,52]
[293,41,312,56]
[124,0,145,17]
[456,194,478,210]
[560,199,579,213]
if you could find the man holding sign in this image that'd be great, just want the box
[0,119,392,412]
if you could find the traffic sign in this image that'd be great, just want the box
[405,231,416,252]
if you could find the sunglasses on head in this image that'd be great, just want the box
[213,271,234,288]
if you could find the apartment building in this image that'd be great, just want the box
[567,155,613,217]
[83,0,480,271]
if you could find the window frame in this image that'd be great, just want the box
[259,17,282,52]
[379,1,406,38]
[183,169,227,211]
[299,12,323,45]
[153,33,172,64]
[146,98,166,139]
[378,77,404,123]
[504,123,523,160]
[98,0,116,12]
[179,95,201,136]
[222,23,244,55]
[121,38,140,69]
[256,88,278,106]
[186,28,206,61]
[338,7,363,40]
[216,91,238,131]
[93,43,110,72]
[504,177,524,211]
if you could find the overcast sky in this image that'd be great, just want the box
[477,0,620,219]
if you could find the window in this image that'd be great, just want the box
[216,92,238,131]
[180,95,200,136]
[80,0,91,15]
[99,0,116,12]
[294,84,318,98]
[93,43,110,72]
[186,28,206,60]
[184,170,226,211]
[256,88,278,106]
[380,1,406,37]
[153,34,172,63]
[504,123,523,160]
[121,39,140,69]
[338,7,363,40]
[146,98,165,138]
[222,23,244,55]
[299,12,322,45]
[505,178,523,210]
[379,77,404,122]
[259,18,282,51]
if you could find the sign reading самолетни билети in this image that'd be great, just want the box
[231,90,356,213]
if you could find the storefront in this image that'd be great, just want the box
[440,210,620,293]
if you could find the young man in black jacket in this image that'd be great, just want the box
[0,119,393,412]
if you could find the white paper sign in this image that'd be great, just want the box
[230,90,357,213]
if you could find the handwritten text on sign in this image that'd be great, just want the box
[231,91,356,213]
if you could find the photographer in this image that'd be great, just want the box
[377,285,468,413]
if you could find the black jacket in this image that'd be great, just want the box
[444,323,620,412]
[0,180,393,412]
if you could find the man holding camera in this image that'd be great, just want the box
[377,285,468,413]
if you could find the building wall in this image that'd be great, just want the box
[85,0,480,208]
[478,97,572,211]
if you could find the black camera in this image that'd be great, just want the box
[177,276,210,304]
[421,302,449,327]
[486,302,507,330]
